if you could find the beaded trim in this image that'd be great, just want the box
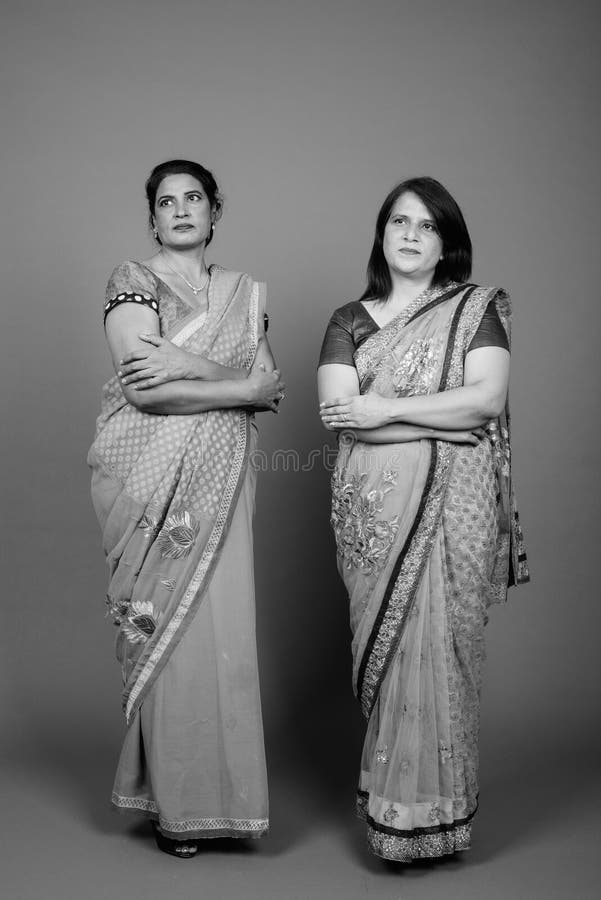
[104,292,159,322]
[366,820,472,861]
[357,789,476,861]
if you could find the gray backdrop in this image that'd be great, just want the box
[2,1,600,898]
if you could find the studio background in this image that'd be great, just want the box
[2,1,599,898]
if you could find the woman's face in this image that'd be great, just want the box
[152,173,213,250]
[382,192,443,284]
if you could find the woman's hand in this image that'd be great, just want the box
[246,362,286,412]
[118,333,194,390]
[320,393,391,430]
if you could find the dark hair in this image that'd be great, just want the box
[359,176,472,301]
[145,159,223,246]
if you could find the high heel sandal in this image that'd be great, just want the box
[152,822,199,859]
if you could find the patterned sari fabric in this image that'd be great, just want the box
[330,283,529,861]
[88,261,268,839]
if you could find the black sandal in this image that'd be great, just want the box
[152,823,199,859]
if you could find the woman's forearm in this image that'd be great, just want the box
[185,334,274,382]
[344,423,442,444]
[126,378,254,415]
[186,353,247,382]
[382,383,505,430]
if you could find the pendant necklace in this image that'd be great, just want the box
[161,253,209,296]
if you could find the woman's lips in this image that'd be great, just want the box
[174,224,193,231]
[399,248,419,254]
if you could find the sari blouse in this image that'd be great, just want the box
[319,299,508,367]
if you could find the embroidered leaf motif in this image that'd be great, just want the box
[121,621,147,645]
[157,511,200,559]
[139,513,160,537]
[161,579,177,591]
[120,599,159,644]
[129,615,155,637]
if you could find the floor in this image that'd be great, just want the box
[3,719,599,900]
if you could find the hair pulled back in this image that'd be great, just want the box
[145,159,223,245]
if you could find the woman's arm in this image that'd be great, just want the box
[119,334,248,387]
[320,347,510,431]
[119,311,277,390]
[106,304,284,414]
[318,364,485,444]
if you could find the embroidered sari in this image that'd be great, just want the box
[88,261,268,840]
[330,283,529,861]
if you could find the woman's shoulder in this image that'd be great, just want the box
[328,300,364,328]
[465,283,512,318]
[106,259,159,299]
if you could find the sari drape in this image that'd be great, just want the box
[331,283,528,861]
[88,261,268,839]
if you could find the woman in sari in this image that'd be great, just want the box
[318,177,528,862]
[88,159,285,858]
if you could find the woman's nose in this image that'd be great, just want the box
[403,222,417,240]
[174,200,189,217]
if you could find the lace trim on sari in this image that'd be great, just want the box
[112,793,268,838]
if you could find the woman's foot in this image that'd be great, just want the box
[152,823,198,859]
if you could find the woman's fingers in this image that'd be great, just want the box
[139,333,163,346]
[120,366,154,385]
[120,350,150,366]
[134,373,166,390]
[119,359,151,378]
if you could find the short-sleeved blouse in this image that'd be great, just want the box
[104,260,269,332]
[318,298,508,367]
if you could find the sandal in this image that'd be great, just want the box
[152,823,199,859]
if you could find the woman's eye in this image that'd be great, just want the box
[391,216,406,225]
[188,193,203,202]
[422,223,437,232]
[159,198,173,207]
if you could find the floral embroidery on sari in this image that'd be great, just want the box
[331,470,399,576]
[391,336,445,396]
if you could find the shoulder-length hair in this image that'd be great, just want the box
[359,176,472,302]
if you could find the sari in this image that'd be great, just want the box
[330,282,529,861]
[88,261,268,840]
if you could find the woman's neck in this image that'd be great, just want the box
[157,246,208,281]
[379,272,434,310]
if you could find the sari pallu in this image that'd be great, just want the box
[331,283,529,862]
[88,262,268,839]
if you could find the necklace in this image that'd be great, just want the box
[161,253,210,296]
